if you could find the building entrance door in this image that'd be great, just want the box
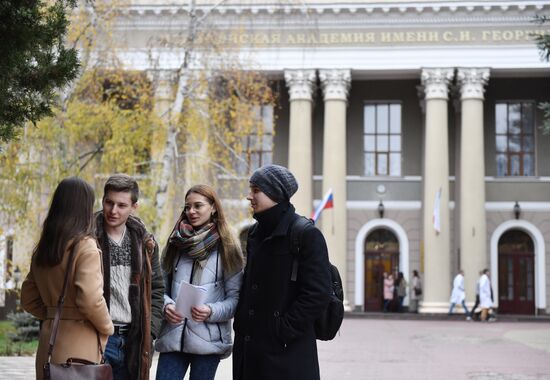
[498,229,535,315]
[364,228,399,311]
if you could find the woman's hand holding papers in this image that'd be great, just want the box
[165,303,184,325]
[191,305,212,322]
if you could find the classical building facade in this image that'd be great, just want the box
[2,1,550,314]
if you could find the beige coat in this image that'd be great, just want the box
[21,237,114,380]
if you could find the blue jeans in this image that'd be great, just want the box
[448,300,471,317]
[104,334,131,380]
[155,352,221,380]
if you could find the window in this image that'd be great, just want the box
[236,105,274,175]
[495,102,535,177]
[363,103,402,176]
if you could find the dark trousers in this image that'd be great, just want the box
[471,295,480,317]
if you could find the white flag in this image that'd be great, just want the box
[433,187,442,234]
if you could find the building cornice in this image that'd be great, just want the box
[120,1,549,17]
[113,1,550,36]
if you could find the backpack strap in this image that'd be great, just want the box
[289,216,313,282]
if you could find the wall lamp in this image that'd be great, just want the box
[378,200,385,219]
[513,201,521,220]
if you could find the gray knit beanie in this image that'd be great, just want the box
[250,164,298,203]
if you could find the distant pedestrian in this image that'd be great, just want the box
[410,270,422,313]
[448,270,471,320]
[471,271,482,319]
[396,272,407,312]
[479,269,493,322]
[383,272,394,312]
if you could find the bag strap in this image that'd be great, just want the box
[289,216,312,282]
[46,242,106,364]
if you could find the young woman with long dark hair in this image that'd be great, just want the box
[21,177,114,380]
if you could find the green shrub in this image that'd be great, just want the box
[0,318,38,356]
[7,311,40,342]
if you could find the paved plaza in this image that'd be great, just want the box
[1,318,549,379]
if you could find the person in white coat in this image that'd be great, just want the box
[479,269,493,321]
[470,271,483,319]
[448,270,472,320]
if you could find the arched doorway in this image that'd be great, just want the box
[498,229,535,314]
[364,228,399,311]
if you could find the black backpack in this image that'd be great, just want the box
[289,216,344,341]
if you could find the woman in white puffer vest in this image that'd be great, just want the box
[155,184,244,380]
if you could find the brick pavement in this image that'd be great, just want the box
[317,319,550,380]
[1,319,549,379]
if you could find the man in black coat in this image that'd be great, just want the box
[233,164,331,380]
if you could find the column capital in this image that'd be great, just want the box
[319,69,351,102]
[457,68,490,100]
[420,68,454,100]
[284,69,316,102]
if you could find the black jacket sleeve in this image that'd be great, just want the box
[278,225,331,343]
[150,241,165,339]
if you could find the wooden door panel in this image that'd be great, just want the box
[364,256,382,311]
[498,253,535,314]
[364,252,398,312]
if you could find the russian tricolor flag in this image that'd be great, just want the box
[311,189,334,223]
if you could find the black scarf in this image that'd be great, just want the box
[253,201,290,240]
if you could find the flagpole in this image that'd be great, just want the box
[331,197,335,235]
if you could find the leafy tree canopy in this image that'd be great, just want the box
[0,0,79,142]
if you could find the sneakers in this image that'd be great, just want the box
[466,316,472,321]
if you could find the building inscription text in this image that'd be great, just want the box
[194,27,550,47]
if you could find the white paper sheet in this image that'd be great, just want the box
[175,281,208,319]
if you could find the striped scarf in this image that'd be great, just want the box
[169,218,220,262]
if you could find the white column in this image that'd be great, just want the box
[150,70,175,120]
[419,68,454,313]
[319,69,351,308]
[457,68,490,303]
[285,69,316,217]
[184,72,211,185]
[149,69,178,242]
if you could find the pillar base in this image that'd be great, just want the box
[419,301,450,314]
